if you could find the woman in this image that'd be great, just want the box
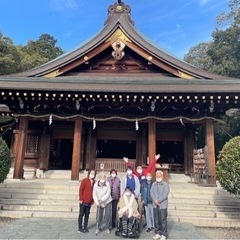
[78,169,96,233]
[118,187,140,237]
[93,172,112,235]
[107,169,121,229]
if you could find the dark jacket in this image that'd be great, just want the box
[141,180,153,205]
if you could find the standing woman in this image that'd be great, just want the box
[93,172,112,235]
[107,169,121,229]
[78,169,96,233]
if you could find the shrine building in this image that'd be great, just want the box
[0,1,240,184]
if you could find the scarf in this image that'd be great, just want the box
[118,194,135,218]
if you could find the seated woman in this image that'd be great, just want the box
[118,187,140,237]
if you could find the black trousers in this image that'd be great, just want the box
[111,200,118,228]
[153,207,168,237]
[78,203,91,230]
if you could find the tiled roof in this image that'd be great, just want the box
[10,1,232,81]
[1,75,239,93]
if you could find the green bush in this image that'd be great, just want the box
[217,136,240,197]
[0,137,11,183]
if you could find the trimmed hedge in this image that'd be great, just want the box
[217,136,240,197]
[0,137,11,183]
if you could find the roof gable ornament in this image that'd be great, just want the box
[105,1,134,26]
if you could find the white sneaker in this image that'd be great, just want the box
[95,229,100,235]
[153,234,161,240]
[160,235,166,240]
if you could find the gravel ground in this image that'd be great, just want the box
[0,217,16,228]
[197,227,240,239]
[1,217,240,239]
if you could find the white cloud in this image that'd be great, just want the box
[49,0,79,11]
[199,0,210,6]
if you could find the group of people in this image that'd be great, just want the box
[78,154,170,240]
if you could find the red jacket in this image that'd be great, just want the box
[126,159,157,178]
[79,177,94,204]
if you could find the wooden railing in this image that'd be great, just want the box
[95,158,136,172]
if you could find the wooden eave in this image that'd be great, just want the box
[1,75,240,93]
[10,2,230,80]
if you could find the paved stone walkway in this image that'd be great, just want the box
[0,218,207,239]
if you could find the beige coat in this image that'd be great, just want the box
[118,194,140,219]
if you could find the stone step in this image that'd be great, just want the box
[1,208,240,228]
[179,217,240,228]
[1,199,239,215]
[6,193,77,201]
[1,177,240,229]
[1,204,74,212]
[3,202,239,220]
[0,187,78,195]
[173,204,240,212]
[1,184,234,199]
[0,191,240,208]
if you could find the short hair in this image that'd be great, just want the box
[110,169,117,175]
[98,172,106,178]
[126,166,133,171]
[125,186,133,192]
[156,170,163,176]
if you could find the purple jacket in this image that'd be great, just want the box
[107,176,121,200]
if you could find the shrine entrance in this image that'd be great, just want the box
[96,139,136,159]
[157,141,184,172]
[49,139,73,170]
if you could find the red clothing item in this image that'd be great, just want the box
[79,177,94,204]
[126,159,157,178]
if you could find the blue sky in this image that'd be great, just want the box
[0,0,229,59]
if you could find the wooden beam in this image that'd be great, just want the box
[13,117,28,179]
[56,41,111,76]
[148,119,156,173]
[126,41,195,79]
[71,117,83,180]
[205,119,216,185]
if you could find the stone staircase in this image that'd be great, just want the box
[1,172,240,228]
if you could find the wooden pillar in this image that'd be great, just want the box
[39,126,51,171]
[205,119,216,184]
[85,127,96,170]
[71,117,83,181]
[184,126,195,174]
[142,128,147,166]
[11,129,19,166]
[136,128,143,167]
[148,119,156,173]
[13,117,28,179]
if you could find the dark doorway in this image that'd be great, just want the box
[49,139,73,170]
[96,140,136,159]
[157,141,184,172]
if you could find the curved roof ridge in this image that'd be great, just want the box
[117,15,228,80]
[11,0,232,80]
